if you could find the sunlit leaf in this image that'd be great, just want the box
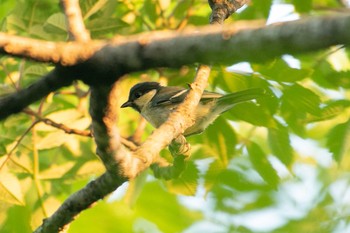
[36,131,68,150]
[268,126,294,166]
[76,160,105,178]
[39,162,75,180]
[0,172,24,205]
[124,170,148,207]
[326,119,350,162]
[246,141,279,189]
[203,159,225,192]
[203,117,237,165]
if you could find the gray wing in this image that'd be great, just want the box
[201,90,223,100]
[151,86,189,106]
[151,87,223,107]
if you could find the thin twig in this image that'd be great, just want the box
[22,108,139,150]
[0,121,38,171]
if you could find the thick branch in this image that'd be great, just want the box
[1,15,349,120]
[0,33,101,65]
[89,83,134,173]
[0,15,349,68]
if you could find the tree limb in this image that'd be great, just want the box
[1,15,350,121]
[33,171,124,233]
[208,0,250,24]
[0,68,74,120]
[60,0,90,42]
[0,14,349,68]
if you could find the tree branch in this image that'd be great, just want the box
[33,171,124,233]
[0,68,74,120]
[1,15,350,121]
[208,0,250,24]
[0,14,349,67]
[60,0,90,42]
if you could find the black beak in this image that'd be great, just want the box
[121,101,133,108]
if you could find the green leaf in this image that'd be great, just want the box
[0,206,31,233]
[39,162,75,180]
[292,0,312,13]
[23,64,48,85]
[251,0,273,18]
[0,172,24,205]
[43,13,67,35]
[326,119,350,162]
[229,102,276,127]
[87,18,128,37]
[311,60,346,89]
[36,131,68,150]
[282,84,321,116]
[83,0,108,20]
[268,126,294,166]
[141,0,158,29]
[136,182,202,232]
[203,159,225,192]
[253,59,312,82]
[217,168,266,192]
[124,170,148,207]
[166,161,199,196]
[308,99,350,122]
[246,141,279,189]
[281,84,322,135]
[203,117,237,166]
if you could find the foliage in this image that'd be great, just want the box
[1,0,350,232]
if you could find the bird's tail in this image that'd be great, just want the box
[216,88,266,112]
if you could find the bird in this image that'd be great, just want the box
[121,82,265,136]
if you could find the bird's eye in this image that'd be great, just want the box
[134,91,143,98]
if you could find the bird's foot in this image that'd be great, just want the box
[169,135,191,158]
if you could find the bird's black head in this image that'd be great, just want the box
[121,82,161,112]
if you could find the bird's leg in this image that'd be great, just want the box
[169,134,191,158]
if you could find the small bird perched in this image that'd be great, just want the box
[121,82,265,136]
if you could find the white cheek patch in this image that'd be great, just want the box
[134,89,157,110]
